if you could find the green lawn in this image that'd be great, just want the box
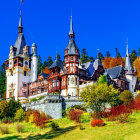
[0,112,140,140]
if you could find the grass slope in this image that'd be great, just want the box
[0,112,140,140]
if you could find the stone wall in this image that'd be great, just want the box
[23,95,84,119]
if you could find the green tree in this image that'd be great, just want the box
[0,63,6,98]
[6,99,21,118]
[98,75,107,84]
[130,49,137,64]
[88,56,94,62]
[47,56,53,67]
[80,48,89,64]
[138,48,140,56]
[14,108,25,122]
[42,61,47,70]
[37,55,42,74]
[120,90,134,106]
[115,48,121,58]
[105,51,111,57]
[0,100,9,119]
[97,52,104,61]
[80,84,119,113]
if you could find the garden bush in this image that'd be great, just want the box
[68,109,83,123]
[14,108,25,122]
[47,121,59,131]
[71,105,87,112]
[29,114,34,123]
[0,126,9,135]
[33,110,51,128]
[134,94,140,110]
[1,118,13,124]
[91,119,104,127]
[81,113,91,123]
[25,109,32,122]
[120,90,134,106]
[16,124,24,133]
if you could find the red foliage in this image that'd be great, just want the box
[33,110,40,126]
[91,119,104,127]
[68,109,83,123]
[134,94,140,110]
[33,110,51,128]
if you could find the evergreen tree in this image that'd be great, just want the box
[97,52,104,61]
[0,63,6,98]
[89,56,94,62]
[55,53,61,60]
[115,48,118,57]
[105,51,111,57]
[42,61,47,70]
[80,48,89,64]
[116,52,121,58]
[130,49,137,64]
[47,56,53,67]
[37,55,42,74]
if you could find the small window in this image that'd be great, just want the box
[11,83,13,88]
[25,61,28,65]
[24,71,27,76]
[71,57,73,61]
[23,83,26,87]
[7,63,9,68]
[10,62,12,65]
[11,71,13,76]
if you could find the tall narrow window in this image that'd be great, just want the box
[24,71,27,76]
[71,57,73,61]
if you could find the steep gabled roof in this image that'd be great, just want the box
[49,54,63,69]
[105,65,122,79]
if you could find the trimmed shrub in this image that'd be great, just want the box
[120,90,134,106]
[33,110,51,128]
[29,114,34,123]
[81,113,91,123]
[16,124,24,133]
[33,110,40,125]
[0,126,9,135]
[14,108,25,122]
[68,109,83,123]
[25,109,32,123]
[91,119,104,127]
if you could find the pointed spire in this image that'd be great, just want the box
[125,40,133,71]
[69,15,74,35]
[69,13,75,39]
[18,10,23,33]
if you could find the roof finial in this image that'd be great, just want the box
[69,11,74,35]
[126,38,129,57]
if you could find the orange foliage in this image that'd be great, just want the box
[42,66,50,74]
[103,57,125,69]
[134,57,140,78]
[90,119,104,127]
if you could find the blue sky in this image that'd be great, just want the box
[1,0,140,65]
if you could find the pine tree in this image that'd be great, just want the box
[130,49,137,64]
[0,63,6,98]
[97,52,104,61]
[47,56,53,67]
[105,51,111,57]
[80,48,89,64]
[89,56,94,62]
[42,61,47,70]
[37,55,42,74]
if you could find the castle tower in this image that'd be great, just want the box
[125,42,136,92]
[64,15,80,96]
[5,11,31,101]
[31,43,38,82]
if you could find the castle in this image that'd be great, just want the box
[5,11,140,102]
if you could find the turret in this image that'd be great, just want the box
[31,43,38,82]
